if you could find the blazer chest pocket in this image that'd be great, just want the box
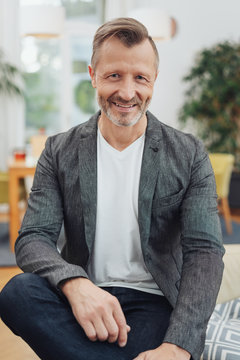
[152,188,184,209]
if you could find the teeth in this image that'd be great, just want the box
[115,103,134,108]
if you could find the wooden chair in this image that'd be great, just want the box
[23,134,48,195]
[30,134,48,159]
[209,153,235,234]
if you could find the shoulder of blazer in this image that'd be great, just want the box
[45,111,100,154]
[146,111,205,159]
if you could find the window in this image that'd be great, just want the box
[21,37,62,139]
[70,36,97,127]
[20,0,104,142]
[61,0,104,23]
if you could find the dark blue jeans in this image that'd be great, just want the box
[0,273,173,360]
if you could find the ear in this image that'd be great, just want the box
[88,65,96,88]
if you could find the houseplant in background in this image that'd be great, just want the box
[0,48,25,164]
[179,41,240,207]
[0,48,25,207]
[74,79,96,114]
[0,49,24,97]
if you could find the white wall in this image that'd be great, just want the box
[120,0,240,130]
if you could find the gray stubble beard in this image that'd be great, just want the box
[98,95,151,128]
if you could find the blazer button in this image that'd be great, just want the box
[150,147,159,152]
[146,254,151,261]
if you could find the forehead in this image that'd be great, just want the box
[95,37,157,74]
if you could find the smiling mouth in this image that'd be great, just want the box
[112,102,136,108]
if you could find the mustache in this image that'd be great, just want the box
[108,95,141,106]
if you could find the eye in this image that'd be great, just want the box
[109,73,120,79]
[136,75,147,81]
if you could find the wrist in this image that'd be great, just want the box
[60,277,89,296]
[161,343,191,359]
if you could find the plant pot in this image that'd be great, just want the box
[229,171,240,208]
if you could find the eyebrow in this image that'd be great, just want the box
[100,68,153,79]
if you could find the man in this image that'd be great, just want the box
[0,18,224,360]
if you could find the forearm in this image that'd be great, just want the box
[15,233,88,288]
[163,249,224,358]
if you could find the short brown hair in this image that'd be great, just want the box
[91,17,159,71]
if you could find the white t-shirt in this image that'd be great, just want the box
[87,128,163,296]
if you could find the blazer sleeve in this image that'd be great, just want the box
[15,137,89,288]
[163,138,225,359]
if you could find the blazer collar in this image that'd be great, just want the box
[77,112,99,252]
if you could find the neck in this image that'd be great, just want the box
[98,114,147,151]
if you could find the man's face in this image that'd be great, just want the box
[89,37,158,127]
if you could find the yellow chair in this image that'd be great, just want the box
[0,171,26,218]
[209,153,235,234]
[0,172,9,204]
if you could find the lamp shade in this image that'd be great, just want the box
[20,5,65,38]
[128,8,176,41]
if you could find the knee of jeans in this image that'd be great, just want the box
[0,273,39,315]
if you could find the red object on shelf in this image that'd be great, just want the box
[14,151,26,161]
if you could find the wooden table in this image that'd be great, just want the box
[8,160,36,252]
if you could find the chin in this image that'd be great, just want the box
[105,110,145,128]
[111,117,140,127]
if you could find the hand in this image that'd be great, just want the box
[60,277,130,346]
[133,343,191,360]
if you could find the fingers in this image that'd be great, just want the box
[89,295,130,346]
[81,312,129,345]
[93,300,130,346]
[103,315,131,344]
[112,300,129,347]
[103,313,119,343]
[80,320,97,342]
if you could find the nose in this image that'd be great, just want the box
[117,77,136,102]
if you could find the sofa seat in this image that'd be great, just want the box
[201,244,240,360]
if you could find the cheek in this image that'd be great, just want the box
[137,87,154,101]
[146,85,155,99]
[135,81,154,94]
[96,83,118,99]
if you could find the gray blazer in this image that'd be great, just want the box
[15,111,224,360]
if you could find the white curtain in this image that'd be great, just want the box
[0,0,25,171]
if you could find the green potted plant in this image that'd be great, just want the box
[0,49,25,171]
[0,49,24,97]
[74,79,96,114]
[179,41,240,207]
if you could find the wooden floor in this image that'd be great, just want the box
[0,208,240,359]
[0,267,40,360]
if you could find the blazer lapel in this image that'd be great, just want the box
[78,114,98,253]
[138,112,163,246]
